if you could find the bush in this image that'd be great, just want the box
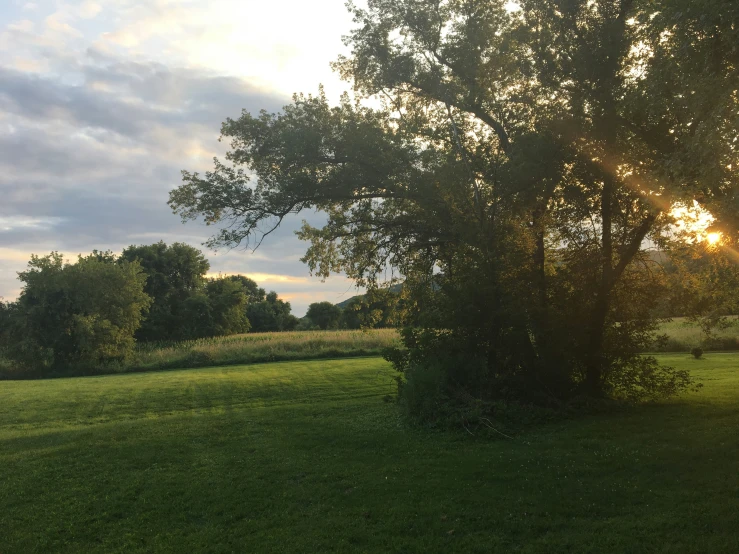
[691,347,704,359]
[386,324,698,428]
[387,328,502,426]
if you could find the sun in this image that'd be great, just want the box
[706,232,722,245]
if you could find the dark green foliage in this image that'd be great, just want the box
[340,288,399,329]
[119,242,295,339]
[203,277,251,336]
[120,241,210,341]
[174,278,252,340]
[170,0,737,418]
[306,301,342,330]
[246,291,298,332]
[226,274,265,304]
[0,252,151,376]
[0,243,300,375]
[692,348,704,360]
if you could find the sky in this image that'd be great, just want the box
[0,0,363,316]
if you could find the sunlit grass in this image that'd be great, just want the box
[1,353,738,552]
[125,328,400,372]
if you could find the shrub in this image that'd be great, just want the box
[691,347,704,359]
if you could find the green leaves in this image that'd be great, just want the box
[2,253,151,375]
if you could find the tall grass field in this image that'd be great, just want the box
[128,328,400,371]
[652,316,739,352]
[0,319,736,378]
[0,329,400,378]
[1,353,738,552]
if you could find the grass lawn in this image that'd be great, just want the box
[1,354,738,553]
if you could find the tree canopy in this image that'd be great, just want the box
[306,302,343,330]
[0,252,151,375]
[246,291,299,333]
[119,242,298,340]
[170,0,737,412]
[120,241,211,341]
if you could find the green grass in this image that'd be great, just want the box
[128,328,400,371]
[653,316,739,352]
[0,328,401,378]
[2,353,739,553]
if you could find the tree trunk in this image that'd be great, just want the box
[584,169,614,395]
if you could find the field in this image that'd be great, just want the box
[100,316,739,373]
[2,319,737,379]
[2,353,738,553]
[653,316,739,352]
[127,329,400,372]
[0,329,400,378]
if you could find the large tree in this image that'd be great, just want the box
[177,277,252,340]
[246,291,299,333]
[170,0,737,408]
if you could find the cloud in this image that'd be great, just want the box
[0,216,65,231]
[8,19,34,32]
[0,0,360,316]
[0,60,347,313]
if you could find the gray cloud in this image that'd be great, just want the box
[0,53,286,139]
[0,46,356,315]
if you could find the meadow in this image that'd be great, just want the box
[127,328,400,370]
[1,318,736,379]
[0,329,400,378]
[652,316,739,352]
[116,316,739,372]
[1,353,738,553]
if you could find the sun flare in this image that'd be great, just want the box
[670,201,717,243]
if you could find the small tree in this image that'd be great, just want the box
[1,252,151,375]
[306,302,343,330]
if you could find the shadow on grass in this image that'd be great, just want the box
[2,386,739,553]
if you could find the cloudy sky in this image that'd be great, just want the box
[0,0,364,316]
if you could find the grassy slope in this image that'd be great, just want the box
[1,354,738,553]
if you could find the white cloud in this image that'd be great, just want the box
[90,0,355,99]
[44,13,83,37]
[0,216,65,231]
[77,1,102,19]
[8,19,35,32]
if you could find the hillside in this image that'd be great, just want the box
[335,283,404,309]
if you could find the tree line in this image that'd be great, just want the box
[0,241,398,377]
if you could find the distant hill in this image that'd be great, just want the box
[335,295,361,309]
[335,284,403,309]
